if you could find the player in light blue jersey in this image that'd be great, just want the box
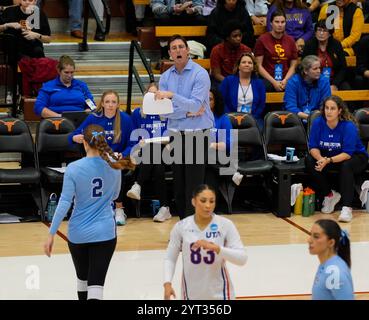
[308,219,354,300]
[44,124,135,300]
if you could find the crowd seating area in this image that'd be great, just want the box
[2,1,369,219]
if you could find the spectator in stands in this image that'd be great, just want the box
[0,0,51,61]
[34,55,95,118]
[319,0,364,56]
[126,83,172,223]
[246,0,269,25]
[355,35,369,88]
[35,0,105,40]
[303,0,322,22]
[69,90,134,226]
[284,55,331,121]
[206,0,255,53]
[267,0,314,55]
[151,0,206,25]
[303,19,350,91]
[203,0,217,16]
[210,19,252,85]
[220,52,266,129]
[308,219,354,299]
[254,10,298,92]
[156,34,214,219]
[306,95,368,222]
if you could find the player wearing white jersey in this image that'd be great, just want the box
[44,124,134,300]
[164,184,247,300]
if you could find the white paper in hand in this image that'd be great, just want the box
[142,92,173,115]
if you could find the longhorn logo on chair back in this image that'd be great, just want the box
[229,114,247,126]
[0,120,19,132]
[46,119,65,130]
[272,113,293,125]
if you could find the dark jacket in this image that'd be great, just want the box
[302,36,347,87]
[206,1,255,52]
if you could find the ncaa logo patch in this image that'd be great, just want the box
[210,223,218,231]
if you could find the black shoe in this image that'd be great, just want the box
[94,29,105,41]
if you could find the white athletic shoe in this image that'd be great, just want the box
[232,172,244,186]
[338,206,353,223]
[126,182,141,200]
[115,208,127,226]
[321,190,341,214]
[153,206,172,222]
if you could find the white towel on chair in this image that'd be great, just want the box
[360,180,369,207]
[291,183,303,206]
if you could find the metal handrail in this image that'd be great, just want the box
[126,40,156,115]
[80,0,112,52]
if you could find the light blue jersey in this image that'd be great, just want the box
[49,156,121,244]
[312,255,354,300]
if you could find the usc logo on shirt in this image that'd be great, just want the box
[275,44,285,59]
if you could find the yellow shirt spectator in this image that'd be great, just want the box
[319,1,364,56]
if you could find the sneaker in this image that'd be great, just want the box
[115,208,127,226]
[321,190,341,214]
[126,182,141,200]
[153,206,172,222]
[338,206,352,223]
[232,172,244,186]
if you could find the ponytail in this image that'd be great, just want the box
[83,124,135,170]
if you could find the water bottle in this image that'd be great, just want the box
[309,189,316,215]
[151,199,160,216]
[47,193,58,222]
[6,91,12,104]
[294,191,303,215]
[302,189,311,217]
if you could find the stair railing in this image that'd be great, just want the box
[126,40,155,114]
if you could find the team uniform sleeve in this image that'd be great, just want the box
[330,267,354,300]
[218,220,247,266]
[308,117,321,150]
[164,222,182,283]
[49,167,75,235]
[341,122,359,156]
[284,78,301,114]
[68,114,93,145]
[34,87,51,116]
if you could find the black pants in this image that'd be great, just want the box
[305,153,368,206]
[136,143,168,207]
[171,131,209,219]
[115,170,129,204]
[68,237,116,294]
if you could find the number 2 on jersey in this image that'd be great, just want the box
[92,178,103,198]
[190,242,215,264]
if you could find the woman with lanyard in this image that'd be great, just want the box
[284,54,331,123]
[220,52,266,129]
[303,19,350,92]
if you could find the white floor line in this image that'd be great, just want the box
[1,242,369,300]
